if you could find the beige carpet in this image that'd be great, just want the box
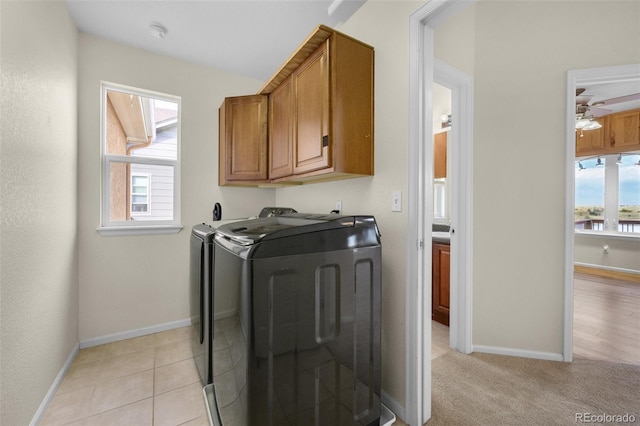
[427,351,640,425]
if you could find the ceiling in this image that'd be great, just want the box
[65,0,366,82]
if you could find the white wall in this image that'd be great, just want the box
[77,34,275,342]
[575,235,640,273]
[0,2,78,424]
[469,0,640,353]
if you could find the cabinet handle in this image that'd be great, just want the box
[322,135,329,147]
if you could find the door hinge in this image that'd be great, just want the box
[418,239,424,250]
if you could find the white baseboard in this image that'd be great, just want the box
[381,388,405,424]
[79,318,191,349]
[574,262,640,276]
[473,345,564,362]
[30,343,79,426]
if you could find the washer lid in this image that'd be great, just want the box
[214,214,356,245]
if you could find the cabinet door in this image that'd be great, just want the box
[220,95,268,183]
[293,41,330,174]
[609,110,640,150]
[434,132,447,179]
[575,118,605,155]
[432,242,450,326]
[269,77,294,179]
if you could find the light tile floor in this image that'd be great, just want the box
[41,323,448,425]
[41,326,209,426]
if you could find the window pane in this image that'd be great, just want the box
[108,161,174,221]
[618,154,640,233]
[132,175,148,186]
[575,157,605,230]
[105,90,178,160]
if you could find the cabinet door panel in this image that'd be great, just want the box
[269,78,294,179]
[575,118,605,155]
[434,132,447,179]
[222,95,268,182]
[609,111,640,149]
[432,243,450,326]
[293,42,330,174]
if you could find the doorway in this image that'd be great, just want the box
[564,64,640,363]
[406,2,474,425]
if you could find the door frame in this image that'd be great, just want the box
[406,1,474,424]
[563,63,640,362]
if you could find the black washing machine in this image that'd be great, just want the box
[207,213,382,426]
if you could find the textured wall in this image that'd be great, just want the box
[0,1,78,424]
[77,34,275,342]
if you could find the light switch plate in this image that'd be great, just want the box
[392,190,402,212]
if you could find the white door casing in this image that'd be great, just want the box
[407,1,474,424]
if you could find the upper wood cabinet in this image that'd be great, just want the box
[434,131,447,179]
[218,95,268,185]
[575,117,605,156]
[219,25,374,186]
[575,108,640,157]
[608,109,640,151]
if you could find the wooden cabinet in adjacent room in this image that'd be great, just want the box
[432,242,450,326]
[608,109,640,151]
[434,131,447,179]
[219,95,268,185]
[575,118,605,156]
[575,108,640,157]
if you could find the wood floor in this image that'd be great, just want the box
[429,273,640,365]
[573,273,640,365]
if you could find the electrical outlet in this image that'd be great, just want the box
[335,200,342,213]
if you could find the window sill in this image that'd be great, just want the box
[574,230,640,241]
[97,225,183,236]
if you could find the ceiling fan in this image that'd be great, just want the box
[576,87,640,118]
[575,89,603,131]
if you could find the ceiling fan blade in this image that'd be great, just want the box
[588,106,612,117]
[576,95,593,106]
[596,92,640,106]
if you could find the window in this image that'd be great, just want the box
[100,82,181,234]
[131,174,149,215]
[618,153,640,232]
[434,178,447,220]
[575,153,640,234]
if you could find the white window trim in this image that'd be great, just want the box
[98,81,182,236]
